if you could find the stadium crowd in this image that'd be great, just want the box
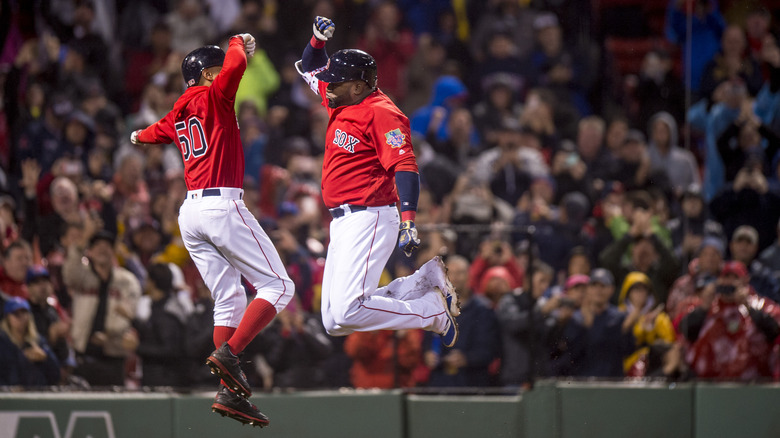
[2,0,780,390]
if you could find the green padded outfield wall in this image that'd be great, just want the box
[405,394,523,438]
[2,383,780,438]
[173,389,405,438]
[693,383,780,438]
[0,393,173,438]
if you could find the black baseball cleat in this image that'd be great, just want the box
[212,386,269,428]
[206,342,252,398]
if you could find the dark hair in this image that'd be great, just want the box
[3,239,32,259]
[147,263,174,294]
[626,190,653,211]
[89,230,116,248]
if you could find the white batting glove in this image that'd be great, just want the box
[313,16,335,41]
[239,33,256,58]
[130,130,142,145]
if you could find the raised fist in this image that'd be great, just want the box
[238,33,256,58]
[130,130,142,145]
[313,16,335,41]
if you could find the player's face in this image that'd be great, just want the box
[325,80,361,108]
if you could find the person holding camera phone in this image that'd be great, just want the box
[681,261,780,379]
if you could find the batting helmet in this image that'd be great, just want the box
[181,45,225,88]
[315,49,377,89]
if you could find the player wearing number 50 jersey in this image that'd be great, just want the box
[131,34,291,428]
[296,17,459,346]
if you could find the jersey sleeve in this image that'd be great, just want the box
[368,107,418,173]
[212,36,247,101]
[137,110,176,144]
[295,60,328,100]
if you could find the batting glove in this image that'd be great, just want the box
[238,33,256,58]
[398,220,420,257]
[130,130,142,145]
[313,16,335,41]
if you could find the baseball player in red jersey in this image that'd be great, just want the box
[296,17,460,345]
[131,33,292,427]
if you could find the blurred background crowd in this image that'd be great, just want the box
[3,0,780,391]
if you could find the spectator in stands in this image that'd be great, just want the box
[357,1,416,101]
[689,60,780,200]
[519,87,566,149]
[716,107,780,182]
[25,265,72,367]
[700,25,763,99]
[123,20,173,112]
[410,75,468,143]
[572,268,636,378]
[65,230,141,387]
[516,190,591,275]
[425,255,500,387]
[613,130,669,192]
[667,237,725,320]
[667,184,724,265]
[472,31,529,103]
[472,73,524,147]
[133,263,187,387]
[548,273,588,377]
[419,109,479,204]
[626,340,690,380]
[600,201,680,305]
[529,12,593,117]
[122,217,167,285]
[445,173,515,257]
[607,190,672,251]
[468,237,523,299]
[165,0,215,54]
[469,0,536,63]
[710,161,780,252]
[573,115,616,197]
[184,279,219,387]
[344,329,423,389]
[617,271,675,375]
[665,0,726,95]
[496,260,554,388]
[727,225,780,302]
[550,139,588,204]
[757,218,780,281]
[260,296,332,389]
[647,111,700,196]
[0,239,32,300]
[681,261,780,380]
[636,49,686,129]
[744,6,772,63]
[0,297,61,386]
[403,35,450,114]
[234,40,280,116]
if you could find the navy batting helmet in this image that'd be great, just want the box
[316,49,377,89]
[181,45,225,88]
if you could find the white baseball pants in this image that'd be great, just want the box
[320,204,448,336]
[179,188,294,327]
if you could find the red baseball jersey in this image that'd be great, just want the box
[136,37,246,190]
[317,81,418,208]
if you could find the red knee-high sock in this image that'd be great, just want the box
[227,298,277,354]
[212,326,238,389]
[213,326,237,349]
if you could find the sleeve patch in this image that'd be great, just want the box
[385,128,406,148]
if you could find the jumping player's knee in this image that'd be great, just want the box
[331,306,361,332]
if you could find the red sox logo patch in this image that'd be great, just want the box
[385,128,405,148]
[333,129,360,153]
